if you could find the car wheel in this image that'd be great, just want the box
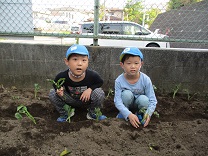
[146,43,160,47]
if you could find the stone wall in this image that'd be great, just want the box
[0,43,207,94]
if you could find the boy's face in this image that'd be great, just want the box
[65,54,89,76]
[120,56,143,76]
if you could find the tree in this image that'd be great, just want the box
[145,8,162,28]
[123,0,161,27]
[124,0,144,24]
[99,4,106,21]
[167,0,203,10]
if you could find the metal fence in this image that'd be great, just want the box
[0,0,207,48]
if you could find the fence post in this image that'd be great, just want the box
[93,0,99,46]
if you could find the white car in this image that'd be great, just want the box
[78,21,170,48]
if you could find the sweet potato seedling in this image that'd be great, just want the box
[15,104,36,124]
[63,104,75,123]
[172,83,181,99]
[138,107,160,124]
[183,89,198,101]
[106,88,114,99]
[47,78,65,89]
[60,147,71,156]
[95,108,102,121]
[34,83,41,99]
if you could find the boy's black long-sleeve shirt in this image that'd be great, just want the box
[53,69,103,99]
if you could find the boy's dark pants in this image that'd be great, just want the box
[49,88,105,116]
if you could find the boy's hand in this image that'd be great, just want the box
[128,113,140,128]
[56,87,64,97]
[80,88,92,102]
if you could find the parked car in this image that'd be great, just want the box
[71,26,80,34]
[78,21,170,48]
[50,20,71,31]
[33,19,48,31]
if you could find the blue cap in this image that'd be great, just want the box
[120,47,143,61]
[66,44,89,59]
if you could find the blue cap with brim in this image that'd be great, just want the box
[120,47,143,62]
[66,44,89,59]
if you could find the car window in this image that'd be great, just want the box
[81,22,152,35]
[71,27,79,31]
[82,23,94,33]
[123,23,151,35]
[101,23,122,34]
[54,21,68,24]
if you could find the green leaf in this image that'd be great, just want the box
[15,113,22,120]
[60,148,71,156]
[17,104,25,111]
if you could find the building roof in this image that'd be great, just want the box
[150,1,208,49]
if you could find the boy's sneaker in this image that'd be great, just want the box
[57,111,75,122]
[116,112,125,119]
[86,112,107,120]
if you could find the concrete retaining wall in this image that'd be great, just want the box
[0,43,207,95]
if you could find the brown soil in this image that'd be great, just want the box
[0,86,208,156]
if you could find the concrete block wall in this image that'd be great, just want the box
[0,43,208,95]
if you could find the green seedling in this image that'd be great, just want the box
[106,88,114,99]
[15,104,36,124]
[60,147,71,156]
[172,83,181,99]
[12,96,20,100]
[75,37,79,44]
[183,89,198,101]
[138,107,160,124]
[153,111,160,118]
[47,78,65,89]
[34,83,41,99]
[95,108,102,121]
[149,143,159,151]
[153,85,157,91]
[63,104,75,123]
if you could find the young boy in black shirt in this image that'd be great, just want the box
[49,44,107,122]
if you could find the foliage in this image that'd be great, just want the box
[123,0,162,28]
[167,0,202,10]
[183,89,198,101]
[34,83,41,99]
[94,108,102,121]
[15,104,36,124]
[47,78,65,89]
[12,96,20,100]
[145,8,162,27]
[63,104,75,123]
[138,107,159,124]
[172,83,181,99]
[106,88,114,99]
[99,3,106,21]
[60,147,71,156]
[124,0,144,24]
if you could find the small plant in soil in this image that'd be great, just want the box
[63,104,75,123]
[15,104,36,124]
[172,83,181,99]
[106,88,114,99]
[34,83,41,99]
[60,147,71,156]
[94,108,102,121]
[138,107,159,124]
[153,85,157,91]
[47,78,65,89]
[12,95,20,100]
[149,143,160,151]
[183,89,198,101]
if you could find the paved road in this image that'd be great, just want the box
[0,36,76,45]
